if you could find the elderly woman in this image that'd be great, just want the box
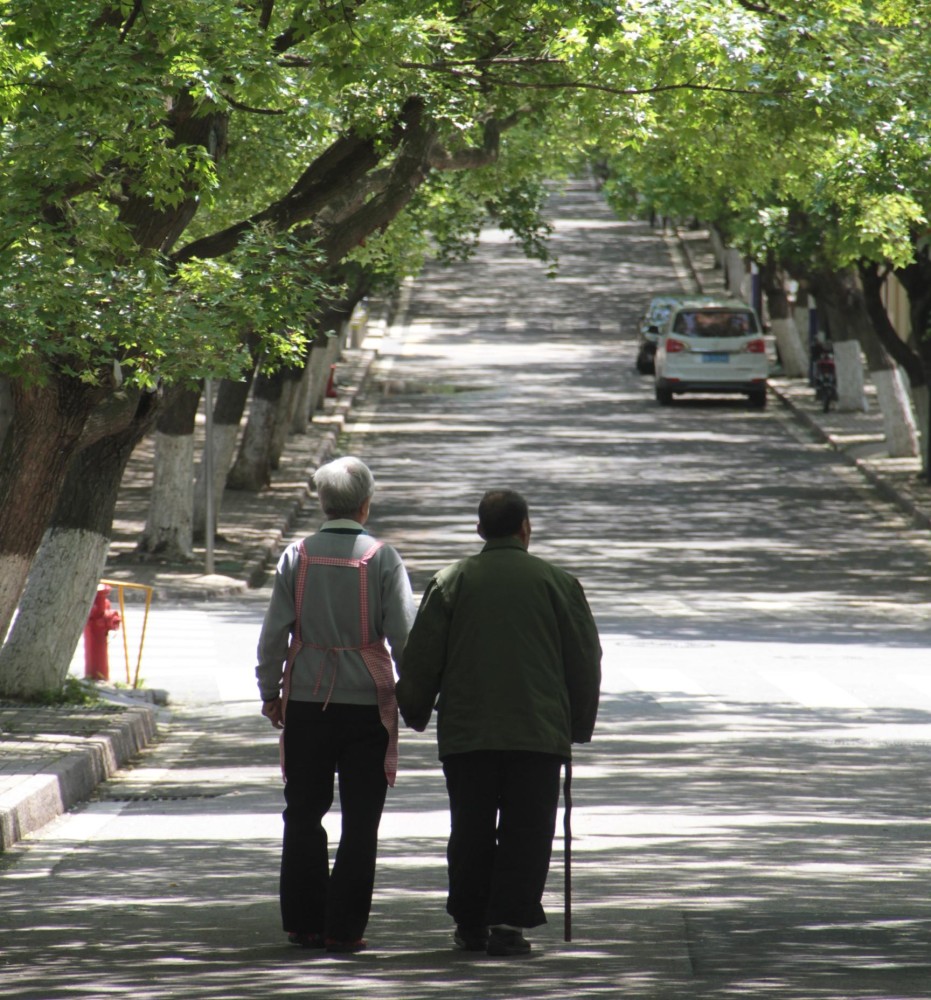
[256,455,415,954]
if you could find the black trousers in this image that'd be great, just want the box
[280,700,388,940]
[442,750,563,930]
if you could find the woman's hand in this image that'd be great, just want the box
[261,697,284,729]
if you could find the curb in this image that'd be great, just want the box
[0,704,157,851]
[769,381,931,534]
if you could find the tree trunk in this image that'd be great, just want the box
[913,385,931,477]
[872,367,919,458]
[271,368,305,470]
[137,385,201,560]
[0,378,12,451]
[858,262,924,462]
[892,253,931,479]
[291,350,318,436]
[813,266,919,457]
[708,226,726,269]
[812,268,871,412]
[0,394,158,698]
[290,298,358,434]
[793,286,815,373]
[724,248,747,299]
[193,375,254,541]
[226,370,284,491]
[0,378,104,643]
[760,258,808,377]
[832,339,869,412]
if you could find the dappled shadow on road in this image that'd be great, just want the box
[347,186,931,650]
[13,183,931,998]
[3,692,931,999]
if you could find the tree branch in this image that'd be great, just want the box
[171,99,424,265]
[219,92,287,115]
[272,0,366,53]
[858,261,925,387]
[398,59,788,99]
[427,112,523,171]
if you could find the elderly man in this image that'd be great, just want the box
[257,456,415,954]
[396,489,601,957]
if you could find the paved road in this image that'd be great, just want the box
[3,182,931,999]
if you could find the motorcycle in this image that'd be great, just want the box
[812,345,838,412]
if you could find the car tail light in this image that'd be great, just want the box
[744,338,766,354]
[666,337,687,353]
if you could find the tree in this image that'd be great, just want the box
[0,0,863,694]
[599,1,929,456]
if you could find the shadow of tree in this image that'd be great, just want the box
[3,689,931,999]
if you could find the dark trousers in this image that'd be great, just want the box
[280,700,388,940]
[442,750,563,930]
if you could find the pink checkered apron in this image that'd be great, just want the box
[279,538,399,786]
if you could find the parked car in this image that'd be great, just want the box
[653,299,768,407]
[635,295,682,374]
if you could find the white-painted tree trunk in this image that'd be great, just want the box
[349,306,367,349]
[871,367,919,458]
[833,340,869,412]
[0,554,31,647]
[308,337,342,416]
[725,248,747,299]
[291,359,316,435]
[306,346,330,417]
[139,431,195,559]
[912,384,929,477]
[793,305,813,353]
[233,395,277,485]
[270,376,301,468]
[770,316,809,378]
[193,422,239,537]
[0,528,110,692]
[709,228,727,269]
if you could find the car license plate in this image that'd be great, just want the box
[702,352,729,363]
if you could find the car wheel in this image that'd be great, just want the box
[748,387,767,409]
[655,384,673,405]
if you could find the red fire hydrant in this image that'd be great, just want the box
[83,584,121,681]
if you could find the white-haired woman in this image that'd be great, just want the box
[256,455,415,953]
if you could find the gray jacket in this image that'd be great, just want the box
[256,522,415,704]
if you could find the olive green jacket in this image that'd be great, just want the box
[396,537,602,759]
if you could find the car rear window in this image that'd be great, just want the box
[672,310,759,337]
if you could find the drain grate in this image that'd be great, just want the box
[97,791,224,802]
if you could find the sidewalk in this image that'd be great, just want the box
[3,211,931,854]
[0,320,385,850]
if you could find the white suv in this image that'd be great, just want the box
[654,299,768,408]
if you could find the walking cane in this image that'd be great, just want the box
[563,759,573,942]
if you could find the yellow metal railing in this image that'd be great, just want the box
[100,579,154,689]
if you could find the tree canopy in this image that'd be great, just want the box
[3,0,931,689]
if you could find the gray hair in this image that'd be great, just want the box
[313,456,375,518]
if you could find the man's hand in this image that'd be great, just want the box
[261,697,284,729]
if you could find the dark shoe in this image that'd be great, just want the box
[454,925,489,952]
[486,927,531,957]
[325,938,367,954]
[288,931,325,949]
